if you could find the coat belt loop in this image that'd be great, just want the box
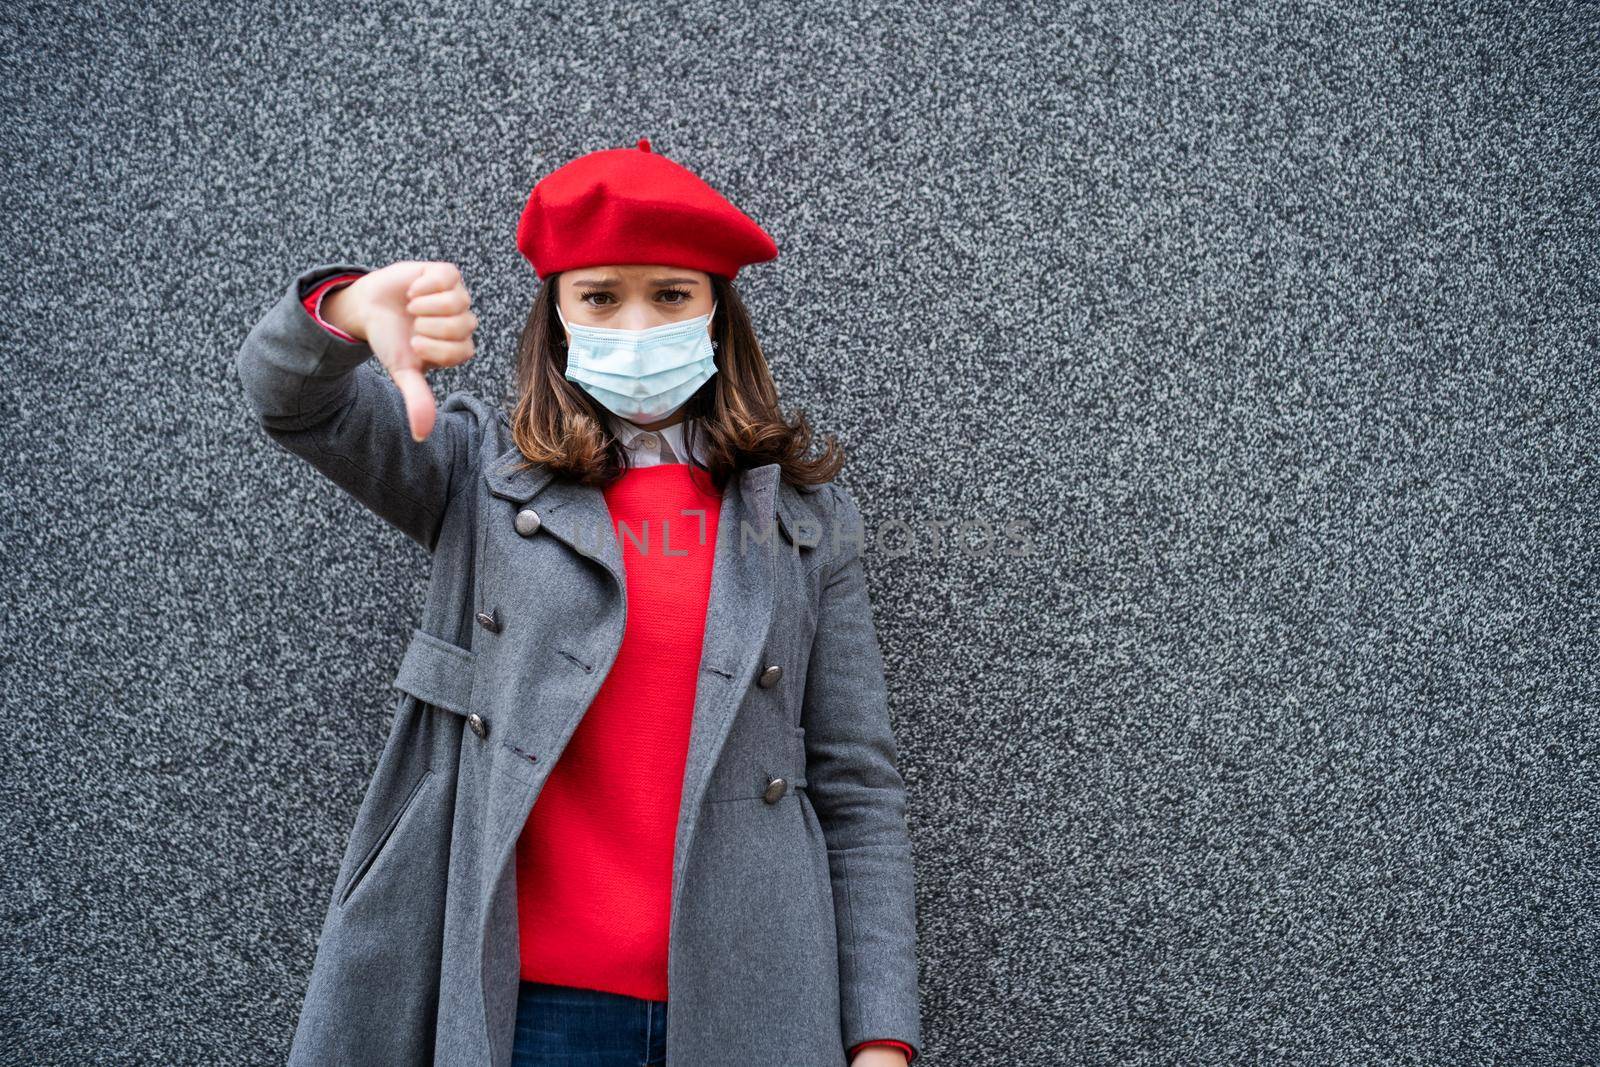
[393,628,477,717]
[790,726,809,789]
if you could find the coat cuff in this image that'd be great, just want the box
[300,271,368,342]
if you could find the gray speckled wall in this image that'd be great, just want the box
[3,1,1595,1063]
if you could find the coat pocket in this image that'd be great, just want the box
[338,766,435,908]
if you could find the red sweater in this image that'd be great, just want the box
[516,461,723,998]
[300,273,916,1065]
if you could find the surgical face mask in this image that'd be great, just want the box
[557,300,719,423]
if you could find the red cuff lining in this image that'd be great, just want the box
[300,273,365,342]
[847,1038,916,1063]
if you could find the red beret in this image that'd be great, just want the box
[516,137,779,280]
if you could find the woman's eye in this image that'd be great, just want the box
[578,289,693,308]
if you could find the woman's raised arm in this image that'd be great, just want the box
[235,260,485,552]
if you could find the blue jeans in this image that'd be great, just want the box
[512,980,669,1066]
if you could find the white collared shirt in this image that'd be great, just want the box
[606,411,711,468]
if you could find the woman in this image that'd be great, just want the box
[237,138,921,1066]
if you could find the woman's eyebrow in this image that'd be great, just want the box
[572,276,702,288]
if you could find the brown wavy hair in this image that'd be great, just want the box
[501,271,844,492]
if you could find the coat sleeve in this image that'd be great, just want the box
[802,481,924,1062]
[235,262,479,553]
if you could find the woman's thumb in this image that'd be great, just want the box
[390,365,438,442]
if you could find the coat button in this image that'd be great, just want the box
[466,713,488,739]
[476,609,501,633]
[763,776,788,804]
[515,508,542,536]
[757,664,783,688]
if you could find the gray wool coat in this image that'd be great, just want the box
[235,263,924,1066]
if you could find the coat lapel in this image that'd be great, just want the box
[668,462,781,932]
[483,447,626,589]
